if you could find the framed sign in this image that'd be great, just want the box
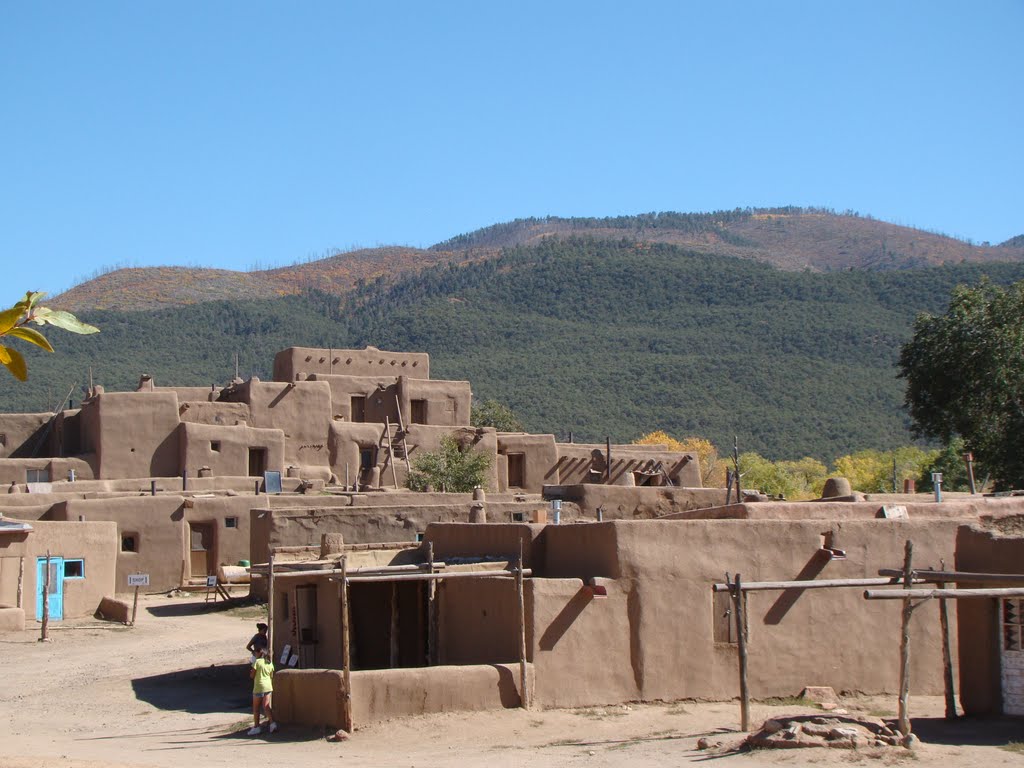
[128,573,150,587]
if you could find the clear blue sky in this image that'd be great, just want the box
[2,1,1021,308]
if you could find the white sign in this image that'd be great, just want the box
[128,573,150,587]
[206,575,218,587]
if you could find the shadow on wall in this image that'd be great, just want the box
[131,664,250,714]
[908,716,1024,747]
[491,664,523,708]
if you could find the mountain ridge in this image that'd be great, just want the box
[50,208,1024,313]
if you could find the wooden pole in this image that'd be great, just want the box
[897,540,913,736]
[267,549,275,658]
[733,573,750,731]
[878,568,1024,585]
[712,576,915,592]
[605,437,611,483]
[938,560,957,720]
[426,542,436,666]
[865,587,1024,600]
[389,582,399,668]
[130,585,140,626]
[16,556,24,608]
[517,540,529,710]
[40,550,51,642]
[340,555,352,732]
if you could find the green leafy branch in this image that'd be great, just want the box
[0,291,99,381]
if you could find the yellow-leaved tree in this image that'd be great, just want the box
[632,431,726,487]
[0,292,99,381]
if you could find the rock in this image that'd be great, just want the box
[801,723,833,738]
[828,727,860,741]
[782,725,801,740]
[800,686,839,705]
[820,702,838,711]
[329,729,351,742]
[901,733,920,750]
[697,737,711,750]
[762,719,784,734]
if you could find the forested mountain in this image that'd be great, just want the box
[49,208,1024,313]
[8,237,1024,462]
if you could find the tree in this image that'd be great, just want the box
[831,447,937,494]
[898,280,1024,489]
[0,291,99,380]
[738,452,828,500]
[470,399,523,432]
[407,434,492,492]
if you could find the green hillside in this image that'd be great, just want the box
[5,237,1024,461]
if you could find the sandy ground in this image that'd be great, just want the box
[1,595,1021,768]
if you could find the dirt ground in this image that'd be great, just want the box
[1,595,1021,768]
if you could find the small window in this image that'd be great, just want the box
[122,533,139,552]
[359,447,375,471]
[511,511,526,523]
[64,559,85,579]
[211,441,221,452]
[415,532,425,542]
[225,517,238,529]
[26,468,50,483]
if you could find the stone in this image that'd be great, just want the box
[821,477,852,498]
[800,686,839,705]
[901,733,920,750]
[697,737,711,750]
[762,719,784,734]
[828,727,860,741]
[329,728,351,742]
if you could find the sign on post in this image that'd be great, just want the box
[127,573,149,626]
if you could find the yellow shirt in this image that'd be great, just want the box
[252,658,274,693]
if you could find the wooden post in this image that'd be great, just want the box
[16,556,24,609]
[267,550,275,658]
[938,560,957,720]
[733,437,742,504]
[389,583,399,668]
[426,542,436,665]
[517,540,529,709]
[130,585,140,625]
[733,573,750,731]
[340,555,353,732]
[605,437,611,482]
[897,540,914,735]
[40,550,51,642]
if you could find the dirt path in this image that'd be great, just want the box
[1,596,1021,768]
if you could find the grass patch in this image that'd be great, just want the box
[757,696,822,709]
[666,704,689,716]
[1001,742,1024,755]
[572,707,627,719]
[226,602,268,621]
[868,708,895,718]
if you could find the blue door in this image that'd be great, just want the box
[36,556,64,621]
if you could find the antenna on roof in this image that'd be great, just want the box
[234,353,239,380]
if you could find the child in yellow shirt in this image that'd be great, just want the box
[248,646,277,735]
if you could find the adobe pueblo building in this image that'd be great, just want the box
[0,345,700,620]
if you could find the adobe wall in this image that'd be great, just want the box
[0,457,95,486]
[660,499,992,521]
[954,513,1024,716]
[148,384,221,402]
[328,422,391,487]
[401,377,472,427]
[551,485,729,520]
[311,374,400,423]
[0,413,51,459]
[90,391,182,478]
[179,422,285,478]
[270,572,344,670]
[228,379,331,473]
[273,346,429,382]
[497,434,559,492]
[9,520,118,621]
[402,425,500,491]
[0,528,30,616]
[554,443,702,488]
[529,518,962,707]
[177,400,250,426]
[439,577,526,665]
[55,496,187,593]
[273,663,525,729]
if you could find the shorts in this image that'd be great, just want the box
[253,691,272,699]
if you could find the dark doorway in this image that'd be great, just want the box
[248,448,267,477]
[351,396,366,423]
[410,399,427,425]
[349,581,427,669]
[507,453,526,488]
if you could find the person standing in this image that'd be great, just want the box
[246,622,269,659]
[248,646,277,735]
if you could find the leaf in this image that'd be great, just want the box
[0,305,24,335]
[5,326,54,352]
[32,309,99,335]
[0,345,27,381]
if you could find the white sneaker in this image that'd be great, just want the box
[247,727,261,736]
[268,722,278,733]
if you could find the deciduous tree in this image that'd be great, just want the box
[0,291,98,380]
